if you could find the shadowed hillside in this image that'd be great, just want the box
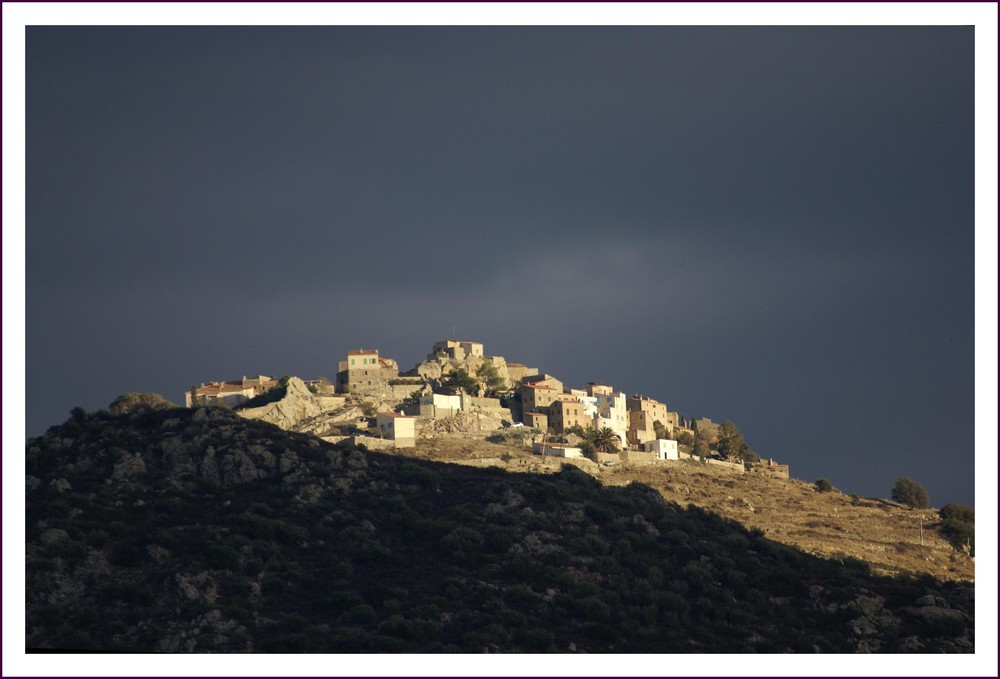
[404,437,975,582]
[26,406,973,653]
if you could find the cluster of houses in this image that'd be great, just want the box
[185,375,279,408]
[185,339,789,477]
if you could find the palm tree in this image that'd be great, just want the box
[592,427,620,453]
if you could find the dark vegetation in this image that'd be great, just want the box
[436,368,479,396]
[108,392,175,415]
[25,405,974,653]
[814,478,834,493]
[235,377,290,410]
[892,477,930,509]
[937,504,975,556]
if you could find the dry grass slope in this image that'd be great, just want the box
[406,436,973,583]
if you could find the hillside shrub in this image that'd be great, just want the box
[891,477,930,509]
[814,478,834,492]
[938,503,974,555]
[939,503,974,523]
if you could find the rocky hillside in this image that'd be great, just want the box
[25,404,974,653]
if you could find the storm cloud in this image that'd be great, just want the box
[26,25,974,505]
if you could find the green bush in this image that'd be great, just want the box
[939,503,974,523]
[891,477,930,508]
[813,478,834,492]
[938,504,974,554]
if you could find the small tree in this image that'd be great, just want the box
[439,368,480,395]
[716,420,756,463]
[891,477,930,509]
[814,478,834,493]
[475,363,507,397]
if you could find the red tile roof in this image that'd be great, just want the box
[347,349,378,356]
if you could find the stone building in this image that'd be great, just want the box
[428,340,484,362]
[751,458,790,479]
[548,398,590,433]
[627,395,678,445]
[185,375,279,408]
[693,417,721,441]
[336,349,399,395]
[522,411,548,431]
[505,362,539,384]
[522,374,564,393]
[375,412,417,448]
[519,383,560,413]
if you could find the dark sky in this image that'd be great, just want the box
[25,26,975,506]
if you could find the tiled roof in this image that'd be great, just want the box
[195,381,250,395]
[347,349,378,356]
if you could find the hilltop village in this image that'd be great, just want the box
[186,340,789,478]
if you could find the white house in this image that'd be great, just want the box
[594,392,629,449]
[418,393,463,418]
[531,441,583,458]
[643,438,679,460]
[375,412,417,448]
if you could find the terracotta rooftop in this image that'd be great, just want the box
[347,349,378,356]
[195,381,250,395]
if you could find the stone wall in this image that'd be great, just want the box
[751,458,790,479]
[621,449,660,465]
[677,452,745,474]
[387,383,424,400]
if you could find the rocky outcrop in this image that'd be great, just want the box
[27,399,369,498]
[236,377,324,430]
[415,354,513,392]
[418,411,508,436]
